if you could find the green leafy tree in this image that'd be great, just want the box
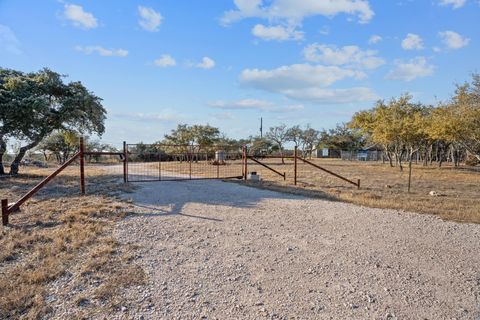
[350,94,430,170]
[430,76,480,162]
[37,131,79,164]
[162,124,221,154]
[0,68,106,174]
[191,125,221,152]
[318,123,364,151]
[247,136,273,156]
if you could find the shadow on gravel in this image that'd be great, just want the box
[124,179,328,221]
[131,204,224,222]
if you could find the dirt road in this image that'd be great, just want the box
[114,179,480,319]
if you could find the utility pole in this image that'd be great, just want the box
[260,117,263,139]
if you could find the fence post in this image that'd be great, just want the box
[2,199,8,226]
[158,153,161,181]
[294,146,298,185]
[125,142,129,183]
[189,150,192,180]
[357,179,361,189]
[243,146,248,180]
[123,141,127,183]
[79,137,85,195]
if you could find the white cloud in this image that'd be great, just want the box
[303,44,385,70]
[252,24,304,41]
[75,45,128,57]
[241,64,364,90]
[239,63,377,104]
[281,87,378,104]
[0,25,21,54]
[138,6,163,32]
[210,98,272,110]
[63,4,98,29]
[439,0,466,9]
[154,54,176,67]
[401,33,424,50]
[221,0,374,26]
[196,57,216,69]
[386,57,434,81]
[112,111,185,122]
[209,99,304,113]
[212,112,235,120]
[439,30,470,49]
[368,35,382,44]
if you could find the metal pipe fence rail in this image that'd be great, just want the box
[244,146,361,189]
[2,137,126,226]
[2,142,362,226]
[125,143,244,182]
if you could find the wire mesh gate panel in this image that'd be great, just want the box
[126,144,244,182]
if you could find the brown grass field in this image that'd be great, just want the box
[247,158,480,224]
[0,166,144,319]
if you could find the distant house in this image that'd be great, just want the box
[340,146,382,161]
[313,148,341,158]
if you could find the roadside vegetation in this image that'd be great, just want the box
[0,168,144,318]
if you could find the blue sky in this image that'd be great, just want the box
[0,0,478,144]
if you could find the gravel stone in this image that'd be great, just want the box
[107,179,480,319]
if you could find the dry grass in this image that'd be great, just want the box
[246,158,480,224]
[0,165,143,319]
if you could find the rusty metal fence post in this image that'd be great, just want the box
[189,152,192,180]
[123,141,127,183]
[158,153,162,181]
[243,146,248,180]
[125,143,129,183]
[80,137,85,195]
[294,146,298,185]
[2,199,8,226]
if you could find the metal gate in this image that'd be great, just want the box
[125,143,244,182]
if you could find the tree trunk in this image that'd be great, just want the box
[397,149,404,171]
[276,144,285,164]
[0,137,6,175]
[408,153,413,193]
[9,140,42,175]
[454,148,460,167]
[438,144,445,168]
[428,144,433,166]
[386,151,393,167]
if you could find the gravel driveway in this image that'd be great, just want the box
[115,179,480,319]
